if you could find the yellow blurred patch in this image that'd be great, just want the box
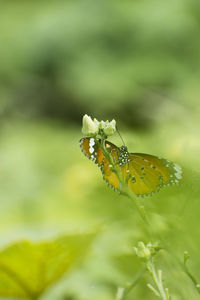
[63,162,100,202]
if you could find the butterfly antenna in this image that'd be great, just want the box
[116,127,126,146]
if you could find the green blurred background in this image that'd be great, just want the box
[0,1,200,299]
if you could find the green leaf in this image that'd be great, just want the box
[0,233,96,299]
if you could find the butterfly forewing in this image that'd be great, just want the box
[80,138,119,167]
[80,138,122,190]
[80,137,105,166]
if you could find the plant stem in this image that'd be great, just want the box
[31,296,39,300]
[125,188,149,225]
[115,267,146,300]
[183,253,200,294]
[147,258,169,300]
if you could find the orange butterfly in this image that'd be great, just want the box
[80,137,182,196]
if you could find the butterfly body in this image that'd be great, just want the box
[80,137,182,197]
[117,146,130,166]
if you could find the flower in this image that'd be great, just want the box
[82,115,116,137]
[134,241,160,262]
[134,242,151,261]
[82,114,99,136]
[100,119,116,136]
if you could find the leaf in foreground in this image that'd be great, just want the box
[0,233,95,299]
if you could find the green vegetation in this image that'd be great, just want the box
[0,233,95,299]
[0,0,200,299]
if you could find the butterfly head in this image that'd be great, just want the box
[118,145,130,166]
[120,145,128,151]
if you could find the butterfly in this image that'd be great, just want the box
[79,137,182,197]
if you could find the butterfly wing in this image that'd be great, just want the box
[80,137,122,190]
[79,137,120,168]
[80,138,182,196]
[79,137,105,166]
[127,153,182,196]
[100,143,122,191]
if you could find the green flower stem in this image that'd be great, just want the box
[147,258,169,300]
[183,252,200,294]
[125,188,149,225]
[124,272,144,295]
[115,267,146,300]
[31,296,39,300]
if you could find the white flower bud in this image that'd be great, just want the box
[99,119,116,136]
[134,241,151,261]
[82,114,99,136]
[93,118,100,127]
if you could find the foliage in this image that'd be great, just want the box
[0,233,95,300]
[0,1,200,299]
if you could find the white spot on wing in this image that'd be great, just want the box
[173,163,182,179]
[89,138,95,147]
[175,172,182,179]
[174,163,182,172]
[89,146,94,154]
